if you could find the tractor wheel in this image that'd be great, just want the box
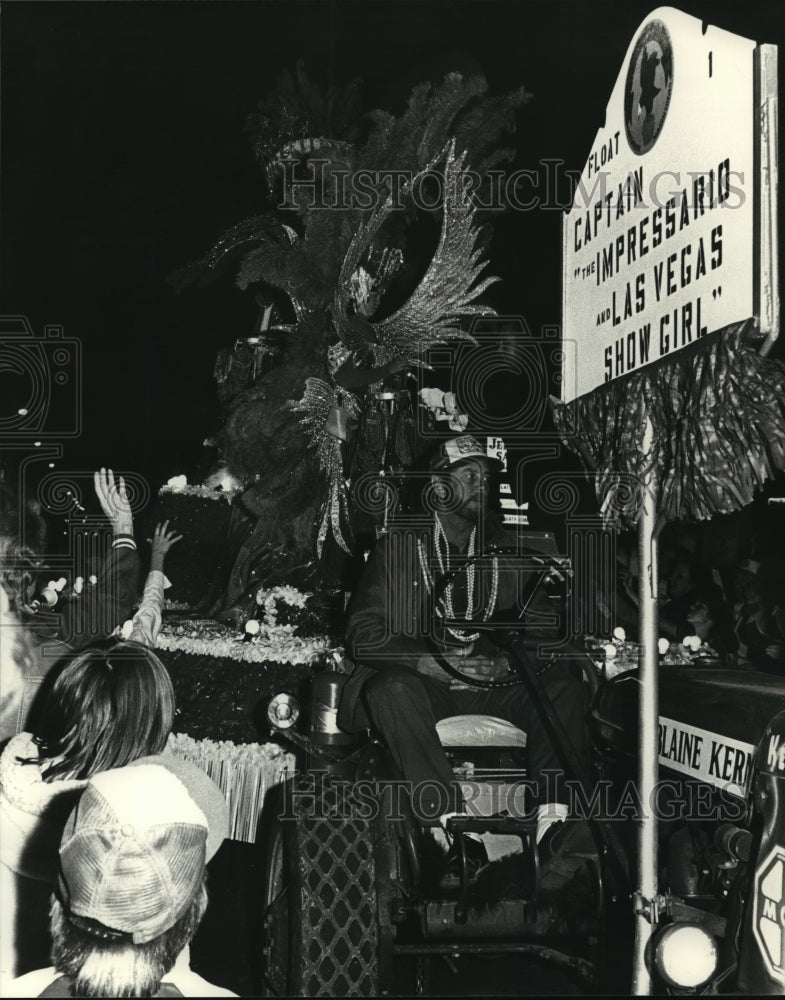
[261,775,381,996]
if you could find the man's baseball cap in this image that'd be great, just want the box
[738,558,760,576]
[429,435,503,472]
[58,757,228,945]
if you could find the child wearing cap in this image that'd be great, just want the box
[4,758,233,998]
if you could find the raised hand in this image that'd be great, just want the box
[93,468,133,536]
[149,521,183,572]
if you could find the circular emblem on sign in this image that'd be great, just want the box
[624,19,674,155]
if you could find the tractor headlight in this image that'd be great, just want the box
[653,922,718,989]
[267,692,300,730]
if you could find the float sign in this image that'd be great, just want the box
[562,7,762,403]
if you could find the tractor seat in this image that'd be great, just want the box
[436,715,527,748]
[436,716,529,859]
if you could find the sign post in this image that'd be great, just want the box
[632,416,659,995]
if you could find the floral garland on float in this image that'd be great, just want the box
[254,585,310,628]
[157,618,330,668]
[158,581,339,665]
[161,474,240,501]
[586,626,722,680]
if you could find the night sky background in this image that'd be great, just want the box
[2,0,784,501]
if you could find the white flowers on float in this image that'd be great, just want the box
[158,587,325,666]
[160,477,237,501]
[40,588,58,607]
[255,585,311,627]
[157,616,330,666]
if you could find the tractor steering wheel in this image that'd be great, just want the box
[426,547,572,690]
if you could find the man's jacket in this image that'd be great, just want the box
[340,516,566,728]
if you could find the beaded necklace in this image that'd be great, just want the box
[417,513,499,644]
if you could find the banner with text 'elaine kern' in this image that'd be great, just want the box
[561,6,774,404]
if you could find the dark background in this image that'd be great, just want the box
[2,0,783,493]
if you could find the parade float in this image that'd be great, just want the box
[148,65,529,843]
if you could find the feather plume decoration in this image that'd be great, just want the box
[290,378,359,555]
[167,216,297,292]
[246,61,364,185]
[333,140,498,363]
[173,66,529,563]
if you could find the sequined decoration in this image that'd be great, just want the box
[332,140,498,363]
[290,378,360,556]
[327,342,352,376]
[551,319,785,527]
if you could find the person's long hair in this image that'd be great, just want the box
[31,641,175,782]
[49,880,207,999]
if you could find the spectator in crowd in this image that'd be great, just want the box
[0,642,176,984]
[613,534,642,640]
[1,470,142,737]
[685,598,739,666]
[7,469,140,649]
[5,758,233,998]
[5,516,180,747]
[732,558,762,625]
[0,482,47,610]
[658,550,726,641]
[0,579,37,749]
[115,520,182,649]
[733,558,785,674]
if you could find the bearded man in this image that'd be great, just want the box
[339,435,592,886]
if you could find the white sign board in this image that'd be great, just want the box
[658,715,755,799]
[562,7,760,403]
